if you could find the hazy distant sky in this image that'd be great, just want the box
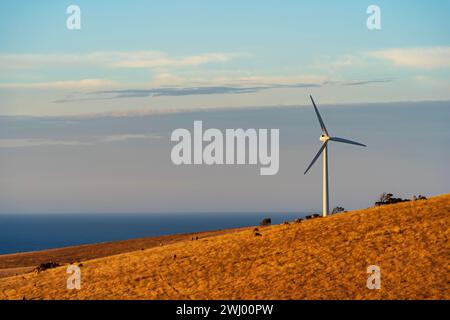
[0,1,449,213]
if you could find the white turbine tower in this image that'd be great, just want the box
[304,95,366,217]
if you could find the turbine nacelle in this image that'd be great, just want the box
[320,134,329,142]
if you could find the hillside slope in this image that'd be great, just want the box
[0,227,249,279]
[0,194,449,300]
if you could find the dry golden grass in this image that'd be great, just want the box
[0,194,449,300]
[0,227,248,279]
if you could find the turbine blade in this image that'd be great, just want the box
[304,142,327,175]
[330,137,366,147]
[310,95,329,136]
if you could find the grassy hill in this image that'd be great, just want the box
[0,227,249,279]
[0,194,448,300]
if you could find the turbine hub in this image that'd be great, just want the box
[320,134,330,142]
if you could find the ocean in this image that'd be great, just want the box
[0,213,307,255]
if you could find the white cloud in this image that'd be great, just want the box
[0,79,118,89]
[0,51,242,71]
[151,72,185,86]
[0,134,161,148]
[0,139,90,148]
[0,72,327,92]
[110,52,240,68]
[231,74,327,86]
[331,54,361,68]
[151,72,327,87]
[370,47,450,69]
[100,134,162,143]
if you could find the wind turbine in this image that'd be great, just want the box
[304,95,366,217]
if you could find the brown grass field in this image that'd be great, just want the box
[0,194,449,300]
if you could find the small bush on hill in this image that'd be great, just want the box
[260,218,272,226]
[332,207,345,214]
[375,193,410,206]
[35,262,61,273]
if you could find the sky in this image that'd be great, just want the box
[0,1,449,213]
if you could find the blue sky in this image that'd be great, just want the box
[0,1,449,213]
[2,1,449,52]
[0,1,449,116]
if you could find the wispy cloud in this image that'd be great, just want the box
[369,47,450,69]
[109,52,241,68]
[99,134,158,143]
[0,138,90,148]
[0,134,161,148]
[53,83,322,103]
[152,72,329,88]
[52,76,393,103]
[340,79,393,86]
[0,51,243,71]
[0,79,119,89]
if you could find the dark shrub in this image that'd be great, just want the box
[378,192,393,204]
[260,218,272,226]
[375,193,410,206]
[35,262,61,273]
[332,206,345,214]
